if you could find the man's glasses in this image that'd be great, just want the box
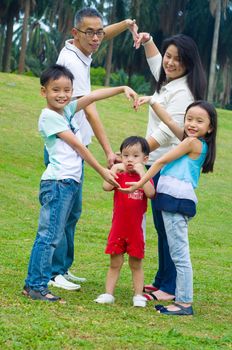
[76,28,105,38]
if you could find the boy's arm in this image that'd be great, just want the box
[150,100,184,141]
[76,86,137,112]
[103,163,125,191]
[84,103,115,167]
[57,130,119,187]
[104,19,138,41]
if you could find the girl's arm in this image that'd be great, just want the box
[77,86,137,112]
[119,137,197,193]
[57,130,119,187]
[150,100,184,141]
[132,163,155,199]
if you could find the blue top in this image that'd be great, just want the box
[155,139,208,217]
[161,139,208,189]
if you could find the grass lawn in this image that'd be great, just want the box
[0,72,232,350]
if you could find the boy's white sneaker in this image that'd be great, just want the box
[48,274,81,290]
[133,295,147,307]
[64,270,87,283]
[94,293,115,304]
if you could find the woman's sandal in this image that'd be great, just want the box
[143,292,175,302]
[158,302,194,316]
[143,284,158,293]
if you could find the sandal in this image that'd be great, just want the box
[28,288,61,302]
[158,302,193,316]
[143,292,158,301]
[143,284,158,293]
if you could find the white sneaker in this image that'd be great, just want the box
[94,293,115,304]
[133,295,147,307]
[64,270,87,283]
[48,274,81,290]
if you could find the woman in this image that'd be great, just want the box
[134,32,206,301]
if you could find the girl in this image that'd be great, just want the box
[120,100,217,315]
[132,31,207,301]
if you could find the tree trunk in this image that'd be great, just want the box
[2,14,14,72]
[104,1,116,86]
[18,0,30,74]
[207,0,221,103]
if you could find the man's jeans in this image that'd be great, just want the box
[162,211,193,303]
[147,169,176,295]
[25,179,82,291]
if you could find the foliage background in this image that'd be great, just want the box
[0,0,232,108]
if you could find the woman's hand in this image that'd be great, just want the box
[134,95,152,110]
[134,32,151,49]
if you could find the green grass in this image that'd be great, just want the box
[0,72,232,350]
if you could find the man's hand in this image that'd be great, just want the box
[106,151,116,168]
[127,19,139,41]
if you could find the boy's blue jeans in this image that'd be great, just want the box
[162,211,193,303]
[25,179,82,292]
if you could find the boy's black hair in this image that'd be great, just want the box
[120,136,150,156]
[40,64,74,87]
[74,7,103,27]
[185,100,217,173]
[157,34,207,100]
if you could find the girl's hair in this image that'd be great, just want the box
[120,136,150,156]
[40,64,74,87]
[185,100,217,173]
[157,34,207,100]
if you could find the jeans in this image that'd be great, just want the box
[162,211,193,303]
[147,168,176,295]
[51,168,83,276]
[25,179,81,291]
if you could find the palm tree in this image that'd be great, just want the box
[207,0,229,102]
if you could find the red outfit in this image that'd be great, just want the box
[105,172,148,259]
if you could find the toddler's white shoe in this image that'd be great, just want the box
[94,293,115,304]
[133,294,147,307]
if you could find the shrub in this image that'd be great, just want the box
[91,67,106,86]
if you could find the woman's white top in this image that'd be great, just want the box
[146,54,194,165]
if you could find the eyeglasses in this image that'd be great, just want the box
[76,28,105,38]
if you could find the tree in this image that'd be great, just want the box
[207,0,231,103]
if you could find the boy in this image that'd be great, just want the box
[95,136,155,307]
[23,64,137,302]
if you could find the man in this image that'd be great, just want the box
[48,7,138,291]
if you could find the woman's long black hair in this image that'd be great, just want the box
[157,34,207,100]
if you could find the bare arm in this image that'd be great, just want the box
[57,130,119,187]
[134,32,159,58]
[84,103,116,167]
[76,86,137,112]
[103,163,125,191]
[150,101,184,141]
[119,137,197,193]
[104,19,138,41]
